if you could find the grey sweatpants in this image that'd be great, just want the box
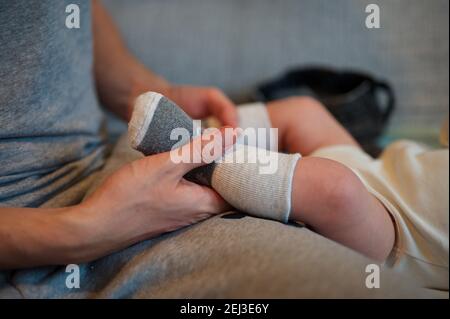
[0,135,441,298]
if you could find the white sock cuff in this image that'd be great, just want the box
[205,102,277,151]
[236,103,277,151]
[128,92,163,150]
[237,102,271,130]
[211,145,301,223]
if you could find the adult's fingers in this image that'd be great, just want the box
[179,180,233,214]
[198,185,232,213]
[207,88,239,127]
[168,126,238,178]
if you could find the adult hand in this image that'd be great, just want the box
[77,127,237,262]
[164,85,238,127]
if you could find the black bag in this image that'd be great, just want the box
[255,67,395,154]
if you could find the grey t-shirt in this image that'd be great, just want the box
[0,0,105,207]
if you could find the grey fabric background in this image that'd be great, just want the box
[103,0,449,138]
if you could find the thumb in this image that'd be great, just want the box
[169,126,238,177]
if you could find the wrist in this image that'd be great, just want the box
[64,198,146,263]
[0,205,104,268]
[51,203,105,264]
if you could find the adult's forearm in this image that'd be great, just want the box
[0,205,96,269]
[92,0,170,121]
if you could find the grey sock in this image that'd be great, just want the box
[129,92,196,155]
[128,92,300,222]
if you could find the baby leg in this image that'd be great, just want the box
[290,156,395,261]
[264,97,394,260]
[267,96,359,155]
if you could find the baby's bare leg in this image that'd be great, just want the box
[267,97,394,260]
[290,157,395,261]
[267,96,358,155]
